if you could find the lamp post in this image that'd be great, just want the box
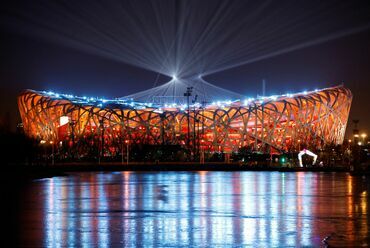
[121,122,125,165]
[184,87,193,149]
[200,139,205,164]
[40,139,46,163]
[125,139,130,165]
[50,141,54,165]
[361,133,367,144]
[196,117,200,156]
[192,95,198,156]
[354,134,360,148]
[121,140,124,164]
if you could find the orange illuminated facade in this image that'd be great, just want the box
[18,85,352,154]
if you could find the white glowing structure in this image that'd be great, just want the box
[122,76,243,105]
[59,116,69,126]
[298,149,318,167]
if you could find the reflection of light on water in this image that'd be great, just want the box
[296,172,304,245]
[45,178,53,247]
[347,175,353,215]
[300,173,312,247]
[177,174,190,245]
[199,171,207,244]
[34,171,369,247]
[346,175,354,242]
[361,190,368,238]
[231,173,242,245]
[121,171,130,246]
[212,173,233,245]
[45,177,63,247]
[286,174,297,246]
[198,171,207,176]
[361,191,367,213]
[122,171,131,177]
[257,173,267,241]
[241,172,257,245]
[97,174,110,248]
[67,180,76,246]
[281,173,286,195]
[144,174,155,246]
[347,175,353,194]
[269,173,279,246]
[81,182,91,248]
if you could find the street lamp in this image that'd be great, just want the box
[50,141,54,165]
[125,139,130,165]
[361,133,367,144]
[184,87,193,149]
[192,94,198,155]
[200,139,205,164]
[196,117,200,156]
[121,122,125,165]
[40,140,47,163]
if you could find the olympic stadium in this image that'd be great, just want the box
[18,80,352,157]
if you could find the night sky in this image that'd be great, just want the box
[1,0,370,137]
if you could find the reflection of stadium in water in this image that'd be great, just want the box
[18,85,351,153]
[19,171,369,247]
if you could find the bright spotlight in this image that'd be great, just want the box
[172,75,178,81]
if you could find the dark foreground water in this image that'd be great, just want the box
[18,171,370,247]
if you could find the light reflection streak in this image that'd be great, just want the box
[296,172,303,245]
[45,178,53,248]
[81,182,91,248]
[198,171,207,244]
[300,173,312,246]
[67,180,76,246]
[346,174,354,242]
[97,174,110,248]
[361,190,368,238]
[45,177,63,247]
[32,171,370,247]
[121,172,130,246]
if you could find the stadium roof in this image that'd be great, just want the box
[121,77,244,105]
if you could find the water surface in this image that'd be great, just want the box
[19,171,370,247]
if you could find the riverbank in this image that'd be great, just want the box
[6,161,366,180]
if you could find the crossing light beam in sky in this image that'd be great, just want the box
[1,0,370,99]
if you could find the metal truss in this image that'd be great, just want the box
[18,86,352,154]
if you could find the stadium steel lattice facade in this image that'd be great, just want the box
[18,85,352,155]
